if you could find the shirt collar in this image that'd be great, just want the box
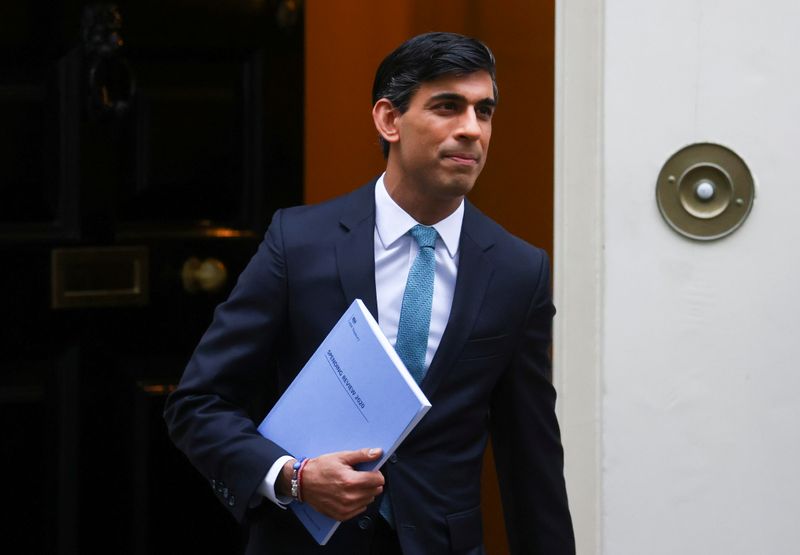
[374,173,463,259]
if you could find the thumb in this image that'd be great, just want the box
[339,447,382,466]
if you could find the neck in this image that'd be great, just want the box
[383,172,463,226]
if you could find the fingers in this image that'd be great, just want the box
[338,447,383,466]
[330,483,383,516]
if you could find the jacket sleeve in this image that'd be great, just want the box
[489,249,576,554]
[164,209,292,523]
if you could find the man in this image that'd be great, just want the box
[165,32,575,554]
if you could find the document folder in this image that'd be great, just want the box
[257,299,431,545]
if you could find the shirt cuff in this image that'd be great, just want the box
[258,455,295,508]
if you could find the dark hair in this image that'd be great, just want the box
[372,32,498,158]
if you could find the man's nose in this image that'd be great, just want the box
[455,109,482,140]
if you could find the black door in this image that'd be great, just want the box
[0,1,303,553]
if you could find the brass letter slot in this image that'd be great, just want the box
[51,246,149,309]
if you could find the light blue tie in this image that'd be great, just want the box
[380,224,438,527]
[394,224,438,383]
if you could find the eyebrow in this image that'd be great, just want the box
[427,92,497,107]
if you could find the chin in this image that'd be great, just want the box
[439,177,478,198]
[451,169,481,190]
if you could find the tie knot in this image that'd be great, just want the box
[409,224,437,249]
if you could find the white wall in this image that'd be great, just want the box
[557,1,800,553]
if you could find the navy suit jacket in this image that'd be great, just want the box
[164,179,575,554]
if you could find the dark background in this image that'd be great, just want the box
[0,1,303,552]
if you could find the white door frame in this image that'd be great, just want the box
[553,1,604,553]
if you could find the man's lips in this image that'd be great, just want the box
[443,153,480,165]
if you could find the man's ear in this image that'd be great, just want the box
[372,98,400,146]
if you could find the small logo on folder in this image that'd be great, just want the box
[348,315,360,341]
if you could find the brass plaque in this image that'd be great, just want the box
[51,246,149,309]
[656,143,755,240]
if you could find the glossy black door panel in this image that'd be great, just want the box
[0,1,303,553]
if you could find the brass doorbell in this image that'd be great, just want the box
[656,143,755,240]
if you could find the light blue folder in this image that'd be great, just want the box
[257,299,431,545]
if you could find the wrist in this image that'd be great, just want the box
[277,458,296,497]
[290,457,307,501]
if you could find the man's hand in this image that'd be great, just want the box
[279,448,385,521]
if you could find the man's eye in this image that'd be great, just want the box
[477,106,494,119]
[435,102,457,111]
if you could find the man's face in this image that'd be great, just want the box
[389,70,495,202]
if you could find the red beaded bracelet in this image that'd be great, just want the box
[296,457,310,503]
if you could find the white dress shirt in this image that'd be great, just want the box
[258,173,464,506]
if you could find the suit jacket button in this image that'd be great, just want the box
[389,453,398,464]
[358,516,373,530]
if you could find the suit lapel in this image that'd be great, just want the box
[420,202,495,397]
[336,181,379,319]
